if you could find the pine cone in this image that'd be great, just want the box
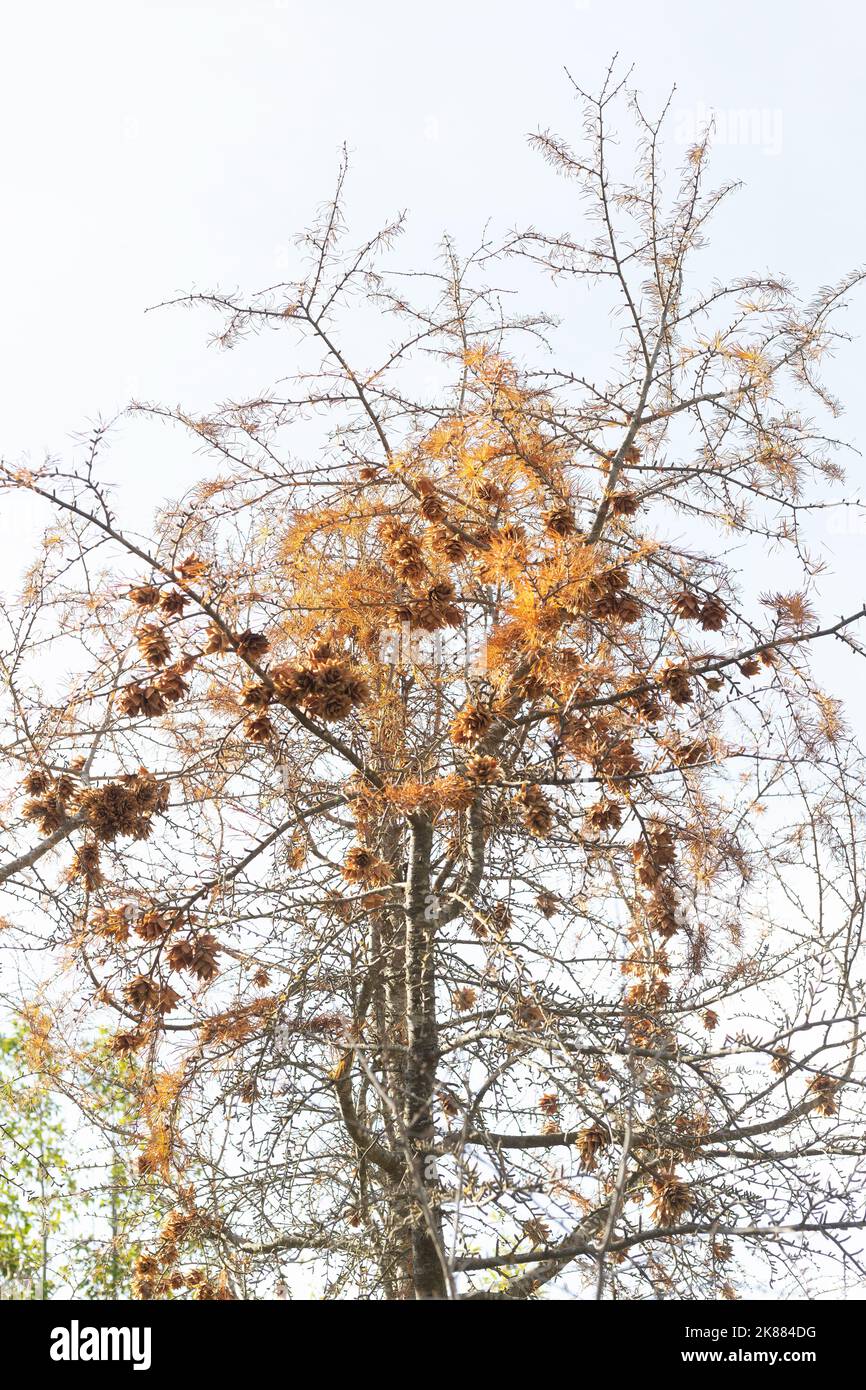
[235,629,270,661]
[431,527,468,562]
[660,666,693,705]
[128,584,160,609]
[123,974,161,1011]
[577,1122,610,1171]
[135,910,168,941]
[203,624,232,656]
[672,591,702,621]
[70,842,103,889]
[245,714,274,742]
[159,669,189,703]
[121,683,167,718]
[449,703,493,746]
[451,986,477,1012]
[341,846,391,886]
[240,681,272,709]
[699,596,726,631]
[649,1169,692,1226]
[610,490,639,517]
[584,799,624,835]
[190,934,221,982]
[22,769,51,796]
[137,624,172,668]
[544,505,576,538]
[168,940,196,973]
[176,554,208,581]
[160,589,188,616]
[465,754,500,784]
[514,784,553,836]
[808,1073,839,1117]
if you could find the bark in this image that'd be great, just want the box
[403,813,446,1298]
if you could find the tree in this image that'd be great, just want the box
[0,1021,155,1297]
[1,66,866,1300]
[0,1021,71,1296]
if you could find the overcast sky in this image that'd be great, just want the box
[2,0,864,694]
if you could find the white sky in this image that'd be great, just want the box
[1,0,865,694]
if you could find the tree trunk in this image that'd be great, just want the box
[404,814,446,1299]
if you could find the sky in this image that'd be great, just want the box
[1,0,865,692]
